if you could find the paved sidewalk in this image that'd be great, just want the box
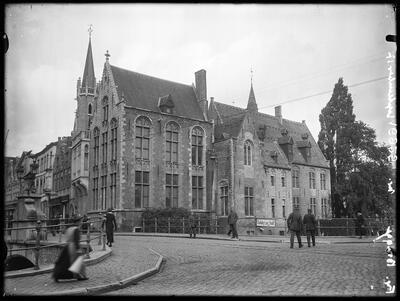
[3,232,386,295]
[124,232,387,244]
[3,234,163,296]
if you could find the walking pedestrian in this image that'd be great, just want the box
[188,212,197,238]
[52,216,88,282]
[303,209,316,247]
[103,208,117,247]
[227,208,239,240]
[355,212,365,239]
[287,207,303,248]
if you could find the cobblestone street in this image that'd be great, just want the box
[105,236,395,296]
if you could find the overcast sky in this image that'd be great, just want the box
[4,4,396,157]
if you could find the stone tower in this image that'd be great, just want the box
[70,29,96,215]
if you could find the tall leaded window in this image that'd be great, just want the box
[271,175,275,186]
[292,169,300,188]
[166,173,178,208]
[244,140,252,166]
[192,176,203,209]
[93,177,99,210]
[111,119,118,161]
[191,127,204,165]
[102,97,109,122]
[310,198,316,215]
[282,199,286,218]
[292,196,300,210]
[135,171,149,208]
[84,145,89,171]
[309,171,316,189]
[220,185,229,216]
[271,198,275,218]
[110,172,117,209]
[281,176,286,187]
[244,186,254,216]
[166,122,179,163]
[321,198,328,218]
[101,175,107,210]
[93,128,100,166]
[320,173,326,190]
[102,132,108,163]
[135,116,151,160]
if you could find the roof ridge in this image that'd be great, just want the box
[110,65,193,89]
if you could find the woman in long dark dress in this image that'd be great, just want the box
[52,218,88,282]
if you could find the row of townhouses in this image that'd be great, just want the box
[4,35,332,231]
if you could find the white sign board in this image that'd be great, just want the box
[256,219,276,227]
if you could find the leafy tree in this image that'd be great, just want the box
[318,78,392,218]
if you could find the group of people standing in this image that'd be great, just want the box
[52,208,117,283]
[286,207,317,248]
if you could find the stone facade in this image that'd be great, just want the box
[87,53,213,230]
[209,83,332,234]
[51,136,72,219]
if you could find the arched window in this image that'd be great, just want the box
[244,140,252,166]
[84,145,89,171]
[135,116,151,160]
[191,127,204,165]
[166,122,179,163]
[219,182,229,216]
[88,103,92,115]
[93,127,100,166]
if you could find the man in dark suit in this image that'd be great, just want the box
[103,208,117,247]
[303,209,317,247]
[287,207,303,249]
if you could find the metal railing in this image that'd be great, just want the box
[4,216,107,270]
[138,216,394,237]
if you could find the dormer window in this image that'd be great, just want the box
[270,151,278,163]
[158,94,175,114]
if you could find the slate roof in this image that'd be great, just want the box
[211,101,329,168]
[110,65,205,120]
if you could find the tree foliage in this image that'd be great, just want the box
[318,78,392,218]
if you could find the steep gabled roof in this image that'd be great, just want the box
[261,141,291,169]
[110,65,205,120]
[212,100,329,168]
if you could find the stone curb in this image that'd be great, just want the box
[117,232,379,244]
[43,247,165,296]
[4,247,112,279]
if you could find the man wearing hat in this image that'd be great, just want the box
[103,208,117,247]
[287,206,303,248]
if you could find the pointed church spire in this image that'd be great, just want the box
[247,68,258,112]
[81,25,95,90]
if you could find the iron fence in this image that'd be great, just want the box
[138,216,394,237]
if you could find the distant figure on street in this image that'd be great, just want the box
[303,209,317,247]
[355,212,365,239]
[52,216,88,282]
[188,212,197,238]
[287,207,303,248]
[103,208,117,247]
[227,208,239,240]
[81,214,89,231]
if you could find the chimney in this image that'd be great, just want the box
[195,69,207,102]
[275,105,282,124]
[195,69,208,120]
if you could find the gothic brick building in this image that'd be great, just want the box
[208,82,332,233]
[82,45,213,230]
